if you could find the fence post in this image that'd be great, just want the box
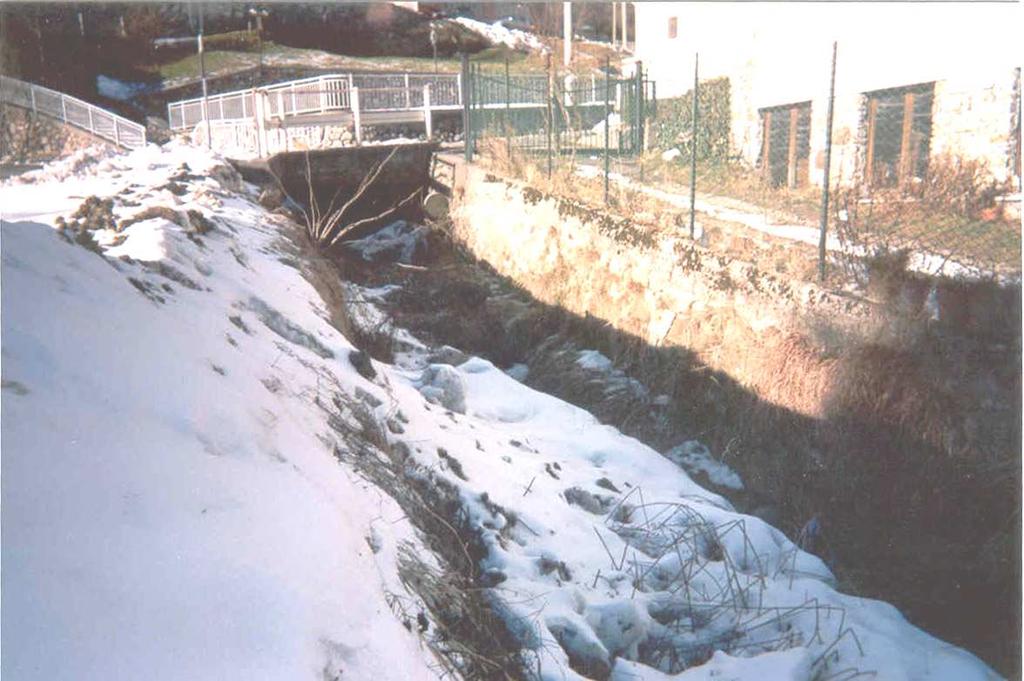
[546,53,553,178]
[404,73,411,109]
[254,89,267,158]
[818,41,838,283]
[29,86,36,113]
[689,53,699,239]
[319,76,326,114]
[423,84,432,139]
[351,87,362,145]
[114,118,121,147]
[61,95,67,123]
[604,57,610,205]
[504,55,511,162]
[461,53,471,162]
[634,61,644,153]
[87,106,95,134]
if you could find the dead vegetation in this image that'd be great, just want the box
[832,154,1021,275]
[271,148,423,250]
[319,375,529,680]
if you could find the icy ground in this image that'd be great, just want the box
[0,143,1001,680]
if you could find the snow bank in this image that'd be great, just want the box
[0,142,1001,681]
[452,17,546,52]
[0,143,438,681]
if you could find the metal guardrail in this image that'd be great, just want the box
[167,72,464,131]
[1,75,146,149]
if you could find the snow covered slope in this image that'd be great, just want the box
[0,143,1001,681]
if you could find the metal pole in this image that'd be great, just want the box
[257,12,264,83]
[546,53,553,178]
[818,42,838,283]
[689,53,699,239]
[604,56,610,204]
[461,53,471,162]
[199,6,211,149]
[505,55,511,162]
[634,61,643,153]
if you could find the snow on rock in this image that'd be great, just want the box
[344,219,429,264]
[417,364,468,413]
[591,112,622,135]
[661,148,682,162]
[665,441,744,491]
[452,16,546,52]
[0,141,1002,681]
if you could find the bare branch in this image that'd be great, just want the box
[328,187,423,248]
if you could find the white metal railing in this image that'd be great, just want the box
[167,72,463,131]
[1,75,146,148]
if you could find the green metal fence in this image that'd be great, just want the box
[462,55,655,177]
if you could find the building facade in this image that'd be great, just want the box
[631,2,1021,190]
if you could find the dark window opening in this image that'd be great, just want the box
[863,82,934,188]
[668,17,678,39]
[759,102,812,188]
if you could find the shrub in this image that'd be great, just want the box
[651,77,731,162]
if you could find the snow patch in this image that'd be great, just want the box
[665,441,744,490]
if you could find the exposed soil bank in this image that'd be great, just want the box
[333,215,1020,678]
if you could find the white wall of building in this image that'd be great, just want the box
[633,2,1022,184]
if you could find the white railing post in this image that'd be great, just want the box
[60,95,67,122]
[29,86,37,112]
[276,91,284,118]
[404,73,411,109]
[291,84,297,114]
[218,97,225,119]
[114,118,121,146]
[351,87,362,145]
[253,89,265,158]
[87,106,94,133]
[423,84,432,139]
[319,76,326,114]
[456,72,463,107]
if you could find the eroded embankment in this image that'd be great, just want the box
[336,165,1021,676]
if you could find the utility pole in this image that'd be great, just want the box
[621,2,628,51]
[249,7,268,86]
[612,2,617,51]
[198,5,211,148]
[562,2,572,68]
